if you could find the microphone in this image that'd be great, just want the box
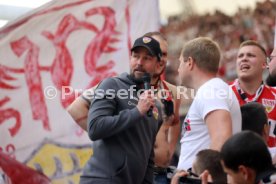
[142,73,153,117]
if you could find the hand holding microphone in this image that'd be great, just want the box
[143,73,154,117]
[137,73,154,117]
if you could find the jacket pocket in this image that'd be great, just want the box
[113,155,127,176]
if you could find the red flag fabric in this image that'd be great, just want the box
[0,152,50,184]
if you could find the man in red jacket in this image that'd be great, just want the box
[229,40,276,147]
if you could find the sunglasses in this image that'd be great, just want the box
[187,168,199,177]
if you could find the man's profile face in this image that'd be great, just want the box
[177,55,189,86]
[266,48,276,86]
[268,48,276,75]
[221,160,254,184]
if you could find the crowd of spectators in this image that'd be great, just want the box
[162,0,276,83]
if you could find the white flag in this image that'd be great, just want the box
[0,0,160,183]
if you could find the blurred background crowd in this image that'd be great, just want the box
[161,0,275,84]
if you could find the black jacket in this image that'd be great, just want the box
[81,73,163,184]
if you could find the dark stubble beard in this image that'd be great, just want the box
[129,72,144,84]
[129,65,147,84]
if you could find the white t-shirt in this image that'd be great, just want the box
[177,78,242,170]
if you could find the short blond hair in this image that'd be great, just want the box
[181,37,221,73]
[239,40,267,57]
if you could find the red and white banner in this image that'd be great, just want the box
[0,0,160,183]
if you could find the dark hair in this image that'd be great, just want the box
[241,102,268,136]
[194,149,227,184]
[221,131,272,174]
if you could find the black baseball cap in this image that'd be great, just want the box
[131,36,162,61]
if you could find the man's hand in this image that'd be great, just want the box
[137,90,155,115]
[171,170,188,184]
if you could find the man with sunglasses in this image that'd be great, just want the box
[229,40,276,147]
